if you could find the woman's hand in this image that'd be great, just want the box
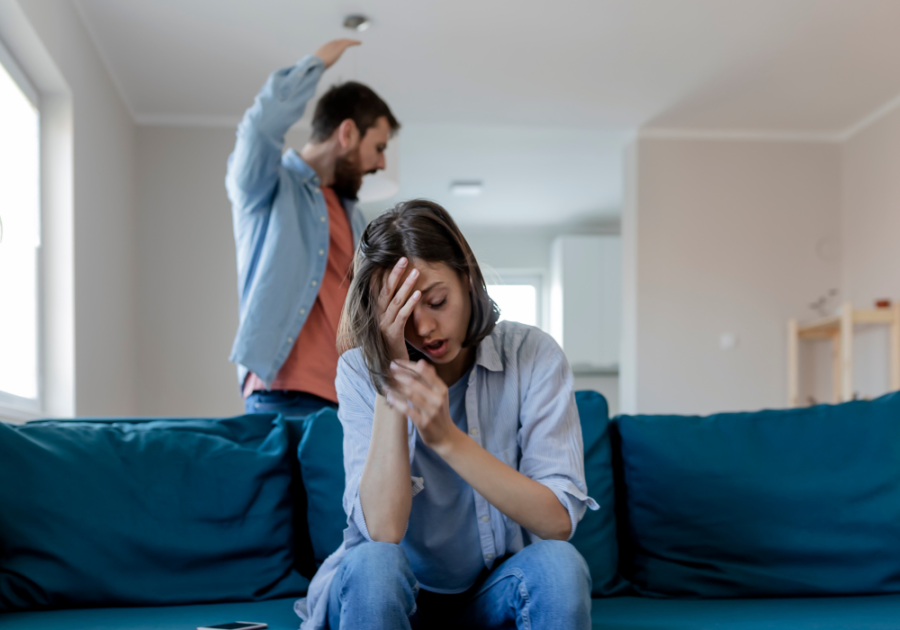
[384,363,571,541]
[377,258,421,363]
[385,359,462,452]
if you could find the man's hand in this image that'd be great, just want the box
[314,39,361,69]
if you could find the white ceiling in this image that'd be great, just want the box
[75,0,900,131]
[73,0,900,225]
[357,124,630,226]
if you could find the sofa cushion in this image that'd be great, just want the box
[4,594,900,630]
[0,414,309,611]
[281,416,318,578]
[295,391,624,594]
[590,594,900,630]
[569,391,626,596]
[297,407,346,566]
[616,392,900,597]
[0,596,303,630]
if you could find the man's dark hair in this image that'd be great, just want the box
[310,82,400,142]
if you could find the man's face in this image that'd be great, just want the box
[332,116,390,200]
[357,116,390,174]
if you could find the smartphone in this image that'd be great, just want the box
[197,623,268,630]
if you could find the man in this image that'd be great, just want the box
[226,39,400,417]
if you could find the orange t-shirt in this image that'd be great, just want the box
[243,187,354,403]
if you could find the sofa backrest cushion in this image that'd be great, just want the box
[296,391,624,595]
[616,392,900,598]
[568,391,626,595]
[0,414,309,611]
[281,416,318,578]
[297,407,346,566]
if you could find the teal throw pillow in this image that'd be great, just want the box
[617,392,900,597]
[0,414,309,611]
[297,407,346,565]
[570,390,627,596]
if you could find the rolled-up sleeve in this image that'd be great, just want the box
[335,351,418,543]
[226,55,324,216]
[517,333,599,540]
[335,351,378,542]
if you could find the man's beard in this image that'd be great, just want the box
[332,147,373,200]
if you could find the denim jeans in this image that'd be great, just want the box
[326,539,592,630]
[244,390,336,418]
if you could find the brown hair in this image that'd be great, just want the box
[310,81,400,142]
[337,199,499,394]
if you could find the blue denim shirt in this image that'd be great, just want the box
[225,55,367,387]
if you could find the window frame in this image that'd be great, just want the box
[484,268,547,332]
[0,35,43,422]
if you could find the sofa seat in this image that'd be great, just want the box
[6,593,900,630]
[0,597,302,630]
[591,594,900,629]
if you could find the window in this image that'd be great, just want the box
[485,272,543,329]
[0,41,41,415]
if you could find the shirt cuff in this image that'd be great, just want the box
[537,477,600,541]
[349,493,373,542]
[348,491,412,543]
[306,55,326,70]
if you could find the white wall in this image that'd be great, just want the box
[135,126,243,416]
[4,0,138,416]
[620,143,639,413]
[131,136,625,417]
[128,118,897,420]
[464,226,621,415]
[133,125,312,417]
[841,106,900,399]
[623,138,842,415]
[7,1,895,422]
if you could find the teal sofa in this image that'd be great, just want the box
[2,391,900,629]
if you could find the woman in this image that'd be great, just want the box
[297,199,596,630]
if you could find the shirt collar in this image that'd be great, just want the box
[474,326,504,372]
[282,148,321,187]
[281,149,359,212]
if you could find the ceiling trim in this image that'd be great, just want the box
[640,87,900,144]
[134,113,243,127]
[70,0,900,145]
[638,127,841,143]
[71,0,136,119]
[836,90,900,142]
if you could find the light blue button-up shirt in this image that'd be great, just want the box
[402,367,484,594]
[295,320,599,629]
[225,56,367,387]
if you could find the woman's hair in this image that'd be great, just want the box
[337,199,500,394]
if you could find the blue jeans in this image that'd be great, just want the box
[326,540,592,630]
[243,390,336,418]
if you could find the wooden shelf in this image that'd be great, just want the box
[788,302,900,407]
[797,309,895,340]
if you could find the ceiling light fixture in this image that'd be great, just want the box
[450,181,483,197]
[343,14,371,32]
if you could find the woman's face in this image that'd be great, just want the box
[401,259,472,367]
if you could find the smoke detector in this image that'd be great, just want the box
[343,14,371,32]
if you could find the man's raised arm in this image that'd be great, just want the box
[225,39,360,215]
